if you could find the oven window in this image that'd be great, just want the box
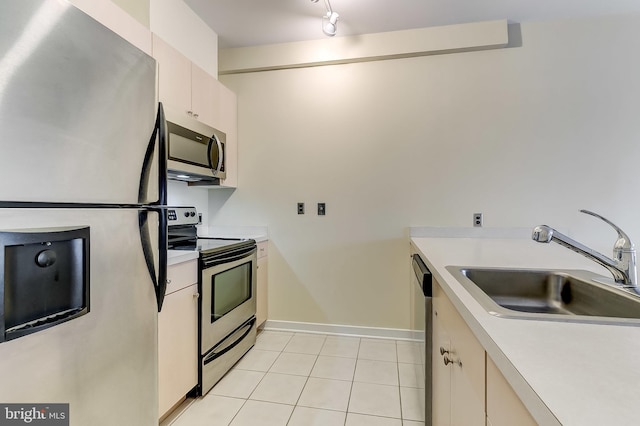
[210,261,252,322]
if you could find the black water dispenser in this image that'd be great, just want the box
[0,227,89,342]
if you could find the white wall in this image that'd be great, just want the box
[149,0,218,77]
[111,0,149,27]
[167,181,210,231]
[212,14,640,329]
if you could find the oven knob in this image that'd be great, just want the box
[190,212,196,217]
[184,212,190,217]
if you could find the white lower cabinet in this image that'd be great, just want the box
[486,356,537,426]
[432,280,485,426]
[432,279,536,426]
[159,260,198,419]
[256,241,268,328]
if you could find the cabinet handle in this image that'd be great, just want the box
[193,113,199,119]
[443,355,462,367]
[187,110,193,117]
[193,292,199,299]
[439,347,449,356]
[166,279,172,285]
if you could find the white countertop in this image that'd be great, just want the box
[411,236,640,426]
[202,226,268,243]
[167,233,268,266]
[167,249,199,266]
[198,233,269,243]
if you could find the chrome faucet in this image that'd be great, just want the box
[532,210,637,289]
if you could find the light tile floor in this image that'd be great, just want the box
[161,331,426,426]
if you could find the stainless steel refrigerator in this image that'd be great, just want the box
[0,1,167,424]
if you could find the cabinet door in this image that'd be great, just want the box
[433,279,485,426]
[191,63,220,127]
[256,256,268,328]
[486,356,537,426]
[432,311,451,426]
[451,357,485,426]
[158,284,198,418]
[152,34,192,116]
[217,84,238,188]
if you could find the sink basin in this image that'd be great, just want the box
[446,266,640,324]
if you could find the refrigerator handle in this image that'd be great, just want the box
[138,209,167,312]
[138,102,168,206]
[157,207,168,310]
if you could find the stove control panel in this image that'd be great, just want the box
[167,207,199,226]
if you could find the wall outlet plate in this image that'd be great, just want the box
[473,213,483,227]
[297,202,304,214]
[318,203,326,216]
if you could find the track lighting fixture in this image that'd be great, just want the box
[310,0,339,37]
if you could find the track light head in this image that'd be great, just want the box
[310,0,339,37]
[322,11,339,37]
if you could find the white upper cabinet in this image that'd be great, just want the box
[217,84,238,188]
[152,34,238,188]
[152,34,221,129]
[191,63,221,127]
[153,34,191,114]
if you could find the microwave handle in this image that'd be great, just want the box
[207,134,224,174]
[214,135,224,174]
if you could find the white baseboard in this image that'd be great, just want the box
[262,320,418,341]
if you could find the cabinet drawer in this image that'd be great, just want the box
[166,259,198,295]
[257,241,268,259]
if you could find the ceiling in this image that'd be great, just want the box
[185,0,640,49]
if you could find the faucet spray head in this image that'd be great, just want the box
[532,225,554,243]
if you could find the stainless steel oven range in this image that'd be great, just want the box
[168,207,257,396]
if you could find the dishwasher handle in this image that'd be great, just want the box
[412,254,432,297]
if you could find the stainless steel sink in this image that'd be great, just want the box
[446,266,640,324]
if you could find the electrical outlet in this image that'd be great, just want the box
[473,213,483,227]
[318,203,326,216]
[297,202,305,215]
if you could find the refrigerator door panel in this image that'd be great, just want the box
[0,208,158,424]
[0,0,157,204]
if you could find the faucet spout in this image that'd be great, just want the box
[532,210,637,289]
[532,225,631,285]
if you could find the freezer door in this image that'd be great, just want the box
[0,208,158,424]
[0,0,157,204]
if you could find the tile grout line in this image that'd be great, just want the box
[343,336,361,426]
[228,330,294,425]
[285,333,325,425]
[176,332,428,426]
[396,340,405,423]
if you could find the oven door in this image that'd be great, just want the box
[200,245,257,353]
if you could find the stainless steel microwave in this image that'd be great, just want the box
[166,109,226,184]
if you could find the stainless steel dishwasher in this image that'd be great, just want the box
[412,253,432,425]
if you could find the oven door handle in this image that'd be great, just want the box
[201,246,257,268]
[202,317,256,365]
